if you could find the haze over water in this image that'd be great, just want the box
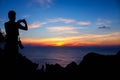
[20,45,120,68]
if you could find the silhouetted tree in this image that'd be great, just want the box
[0,28,5,43]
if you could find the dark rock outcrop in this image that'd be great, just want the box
[0,48,120,80]
[0,48,38,80]
[37,51,120,80]
[79,51,120,79]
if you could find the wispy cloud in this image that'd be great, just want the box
[32,0,53,8]
[96,18,112,26]
[28,18,92,30]
[77,21,91,25]
[47,18,76,24]
[98,26,110,29]
[27,18,76,29]
[28,22,47,29]
[22,15,30,19]
[0,17,5,22]
[47,26,79,34]
[60,31,120,46]
[35,0,52,4]
[67,32,120,40]
[61,31,120,46]
[22,31,120,46]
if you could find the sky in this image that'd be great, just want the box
[0,0,120,46]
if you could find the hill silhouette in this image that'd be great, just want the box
[0,47,120,80]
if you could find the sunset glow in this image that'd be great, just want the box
[56,42,64,46]
[0,0,120,47]
[22,31,120,46]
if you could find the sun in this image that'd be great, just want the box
[56,42,64,46]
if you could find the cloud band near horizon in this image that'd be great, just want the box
[22,31,120,46]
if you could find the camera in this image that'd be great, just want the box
[21,19,25,22]
[17,19,26,23]
[18,39,24,49]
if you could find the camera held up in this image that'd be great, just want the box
[17,19,26,24]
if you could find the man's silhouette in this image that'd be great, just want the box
[4,10,28,56]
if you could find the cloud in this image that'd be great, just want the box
[0,17,5,22]
[22,15,30,19]
[56,31,120,46]
[27,17,92,31]
[22,31,120,46]
[96,18,112,26]
[28,22,47,29]
[27,17,77,29]
[98,26,110,29]
[96,18,112,29]
[0,17,5,26]
[36,0,52,4]
[33,0,53,8]
[77,21,91,25]
[47,18,76,24]
[47,26,79,34]
[63,32,120,45]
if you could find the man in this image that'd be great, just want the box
[4,10,28,55]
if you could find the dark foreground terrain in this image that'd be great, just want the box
[0,48,120,80]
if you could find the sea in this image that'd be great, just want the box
[20,45,120,69]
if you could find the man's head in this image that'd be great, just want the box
[8,10,16,21]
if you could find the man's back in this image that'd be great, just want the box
[5,21,19,38]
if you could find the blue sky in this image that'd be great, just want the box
[0,0,120,46]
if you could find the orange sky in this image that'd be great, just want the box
[22,31,120,46]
